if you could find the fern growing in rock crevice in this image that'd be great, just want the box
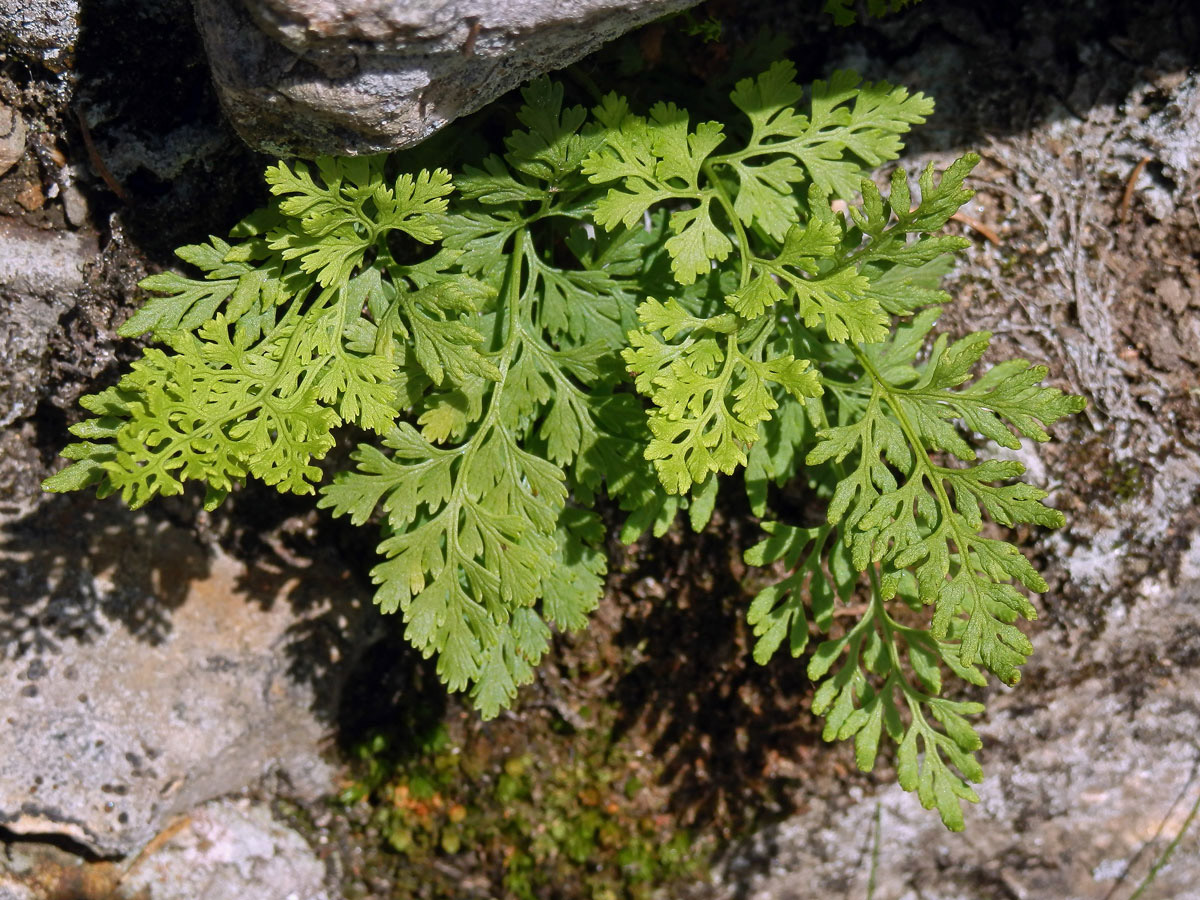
[46,62,1084,829]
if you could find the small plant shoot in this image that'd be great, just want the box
[45,61,1085,830]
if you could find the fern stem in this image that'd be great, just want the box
[866,564,935,706]
[852,348,967,560]
[850,343,1004,681]
[460,228,528,460]
[703,161,751,289]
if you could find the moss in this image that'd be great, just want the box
[1103,458,1146,503]
[337,702,709,900]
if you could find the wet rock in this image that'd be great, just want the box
[0,217,96,429]
[0,0,80,74]
[192,0,698,156]
[0,499,369,857]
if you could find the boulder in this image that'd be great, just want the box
[0,497,369,857]
[191,0,698,156]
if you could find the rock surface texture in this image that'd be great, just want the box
[0,219,96,429]
[0,0,79,75]
[0,798,331,900]
[117,799,332,900]
[0,508,363,857]
[0,104,25,177]
[192,0,698,156]
[710,573,1200,900]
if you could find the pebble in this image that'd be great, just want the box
[60,179,88,226]
[14,181,45,212]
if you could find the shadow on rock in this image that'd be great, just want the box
[603,502,835,838]
[236,539,386,725]
[699,0,1200,153]
[0,483,386,731]
[0,494,209,659]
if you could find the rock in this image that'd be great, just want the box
[57,181,87,228]
[1132,66,1200,213]
[119,799,332,900]
[0,497,369,857]
[0,217,96,429]
[0,840,122,898]
[12,182,44,213]
[0,867,41,900]
[0,104,26,177]
[0,0,80,74]
[191,0,699,156]
[1157,276,1190,316]
[0,217,90,299]
[1,799,330,900]
[709,572,1200,900]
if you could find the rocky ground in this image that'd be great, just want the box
[2,1,1199,899]
[701,3,1200,898]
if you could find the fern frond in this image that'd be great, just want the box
[45,62,1084,832]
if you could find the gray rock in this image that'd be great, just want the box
[0,799,330,900]
[0,218,97,429]
[192,0,698,156]
[1129,69,1200,217]
[0,501,368,857]
[119,799,331,900]
[0,217,93,299]
[709,570,1200,900]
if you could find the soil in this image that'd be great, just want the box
[1,0,1198,898]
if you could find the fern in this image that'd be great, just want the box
[45,61,1084,829]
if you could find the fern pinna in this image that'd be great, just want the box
[45,62,1084,830]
